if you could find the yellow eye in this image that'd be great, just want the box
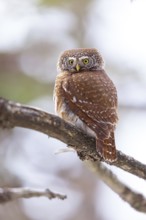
[68,59,74,65]
[83,58,89,65]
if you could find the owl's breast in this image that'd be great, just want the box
[54,72,96,136]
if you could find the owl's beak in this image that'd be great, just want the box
[76,64,80,72]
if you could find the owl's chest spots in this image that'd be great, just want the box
[55,72,97,117]
[55,82,96,136]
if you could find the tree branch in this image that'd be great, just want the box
[0,98,145,180]
[86,160,146,213]
[0,187,67,203]
[0,97,146,212]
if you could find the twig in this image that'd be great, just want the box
[0,187,67,203]
[86,160,146,213]
[0,98,146,180]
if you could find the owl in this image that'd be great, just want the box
[54,48,118,162]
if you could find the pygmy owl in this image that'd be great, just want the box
[54,48,118,162]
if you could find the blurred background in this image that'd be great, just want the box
[0,0,146,219]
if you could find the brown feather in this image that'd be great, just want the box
[61,70,118,162]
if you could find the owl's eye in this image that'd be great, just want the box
[68,59,74,65]
[82,58,89,65]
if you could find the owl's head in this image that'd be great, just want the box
[57,48,105,73]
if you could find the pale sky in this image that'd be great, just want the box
[91,0,146,79]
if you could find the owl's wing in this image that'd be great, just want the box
[62,70,118,139]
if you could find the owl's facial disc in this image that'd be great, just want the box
[65,56,92,72]
[57,48,105,73]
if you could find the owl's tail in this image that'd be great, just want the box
[96,132,117,162]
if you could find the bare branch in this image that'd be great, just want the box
[0,187,67,204]
[0,98,146,180]
[86,160,146,213]
[1,97,146,212]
